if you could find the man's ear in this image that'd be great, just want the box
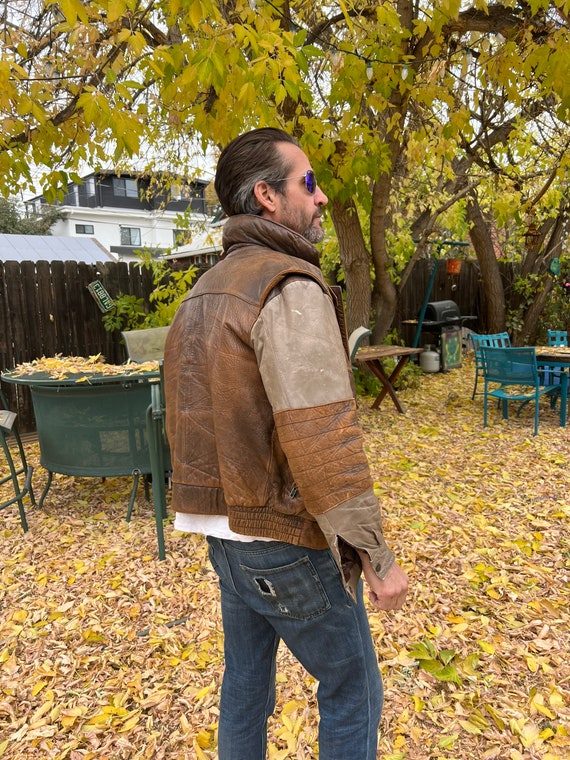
[253,181,278,215]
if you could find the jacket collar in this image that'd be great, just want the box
[221,215,321,268]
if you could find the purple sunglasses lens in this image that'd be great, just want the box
[305,171,316,194]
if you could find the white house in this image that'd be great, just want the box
[162,216,226,269]
[25,171,211,262]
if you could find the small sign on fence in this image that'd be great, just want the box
[87,280,114,313]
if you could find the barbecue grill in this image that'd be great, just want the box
[422,300,473,329]
[413,300,476,371]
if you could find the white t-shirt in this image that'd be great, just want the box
[173,512,271,542]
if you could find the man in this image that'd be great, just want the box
[163,127,408,760]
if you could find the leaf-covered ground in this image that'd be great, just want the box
[1,356,569,759]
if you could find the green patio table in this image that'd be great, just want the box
[1,363,169,559]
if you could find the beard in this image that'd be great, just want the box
[303,222,325,244]
[278,199,324,244]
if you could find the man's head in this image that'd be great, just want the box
[214,127,328,243]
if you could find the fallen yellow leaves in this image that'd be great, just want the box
[267,699,312,759]
[0,358,569,758]
[9,354,159,380]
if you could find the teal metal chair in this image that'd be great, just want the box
[547,329,568,346]
[0,390,35,531]
[543,329,568,386]
[470,332,511,399]
[481,346,560,436]
[348,326,372,369]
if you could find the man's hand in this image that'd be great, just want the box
[358,553,409,611]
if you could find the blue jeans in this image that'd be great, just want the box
[207,537,383,760]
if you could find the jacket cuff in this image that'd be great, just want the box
[315,490,395,581]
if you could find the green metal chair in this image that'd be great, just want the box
[145,361,171,560]
[0,390,35,531]
[469,332,511,399]
[121,326,170,363]
[481,346,560,436]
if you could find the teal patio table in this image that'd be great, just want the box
[1,361,169,559]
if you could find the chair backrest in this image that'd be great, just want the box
[470,331,511,350]
[547,329,568,347]
[482,346,538,386]
[348,326,372,364]
[122,326,170,363]
[470,332,511,362]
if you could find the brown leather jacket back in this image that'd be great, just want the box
[164,217,340,548]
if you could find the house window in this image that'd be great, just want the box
[171,182,194,201]
[76,224,94,235]
[121,227,141,246]
[85,177,96,199]
[113,177,139,199]
[173,229,192,246]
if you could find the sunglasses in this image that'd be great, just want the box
[273,169,317,194]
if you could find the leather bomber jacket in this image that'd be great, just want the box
[164,215,394,592]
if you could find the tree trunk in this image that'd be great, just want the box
[330,197,372,335]
[369,175,398,342]
[517,206,568,344]
[466,193,506,332]
[518,277,555,345]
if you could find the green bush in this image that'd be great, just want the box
[102,250,197,333]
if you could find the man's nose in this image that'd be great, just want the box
[315,187,328,205]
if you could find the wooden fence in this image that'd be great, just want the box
[0,260,154,432]
[1,257,484,432]
[397,257,485,345]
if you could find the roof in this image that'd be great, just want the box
[163,219,225,261]
[0,234,115,264]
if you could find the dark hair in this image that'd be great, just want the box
[214,128,298,216]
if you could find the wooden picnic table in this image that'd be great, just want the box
[354,345,424,413]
